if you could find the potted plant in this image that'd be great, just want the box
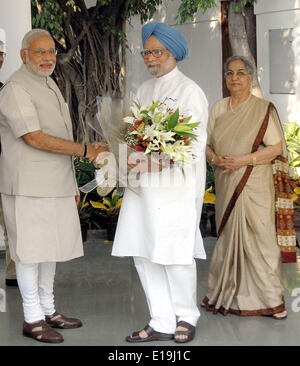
[200,163,217,237]
[90,188,123,241]
[77,192,90,242]
[283,121,300,178]
[74,157,108,232]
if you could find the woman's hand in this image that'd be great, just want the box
[213,155,228,169]
[221,155,250,174]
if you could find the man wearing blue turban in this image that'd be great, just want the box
[112,22,208,343]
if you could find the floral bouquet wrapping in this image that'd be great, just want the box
[79,96,201,195]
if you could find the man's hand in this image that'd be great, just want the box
[86,142,109,162]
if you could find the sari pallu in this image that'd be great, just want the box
[203,96,294,316]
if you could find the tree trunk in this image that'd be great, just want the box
[228,2,262,98]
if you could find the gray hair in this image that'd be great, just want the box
[224,55,255,78]
[21,28,52,49]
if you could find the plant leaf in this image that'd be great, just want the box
[167,108,179,130]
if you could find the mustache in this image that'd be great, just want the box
[38,61,55,66]
[146,62,160,67]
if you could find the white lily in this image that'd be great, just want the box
[164,141,193,162]
[143,126,175,149]
[123,116,135,125]
[130,105,148,120]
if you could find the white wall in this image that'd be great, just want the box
[125,1,223,109]
[0,0,31,249]
[0,0,31,83]
[255,0,300,123]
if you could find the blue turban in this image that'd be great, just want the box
[142,22,188,61]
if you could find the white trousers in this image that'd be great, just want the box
[15,261,56,323]
[134,257,200,334]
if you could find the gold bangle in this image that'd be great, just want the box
[252,154,256,166]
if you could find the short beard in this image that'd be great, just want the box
[146,63,161,77]
[145,55,176,78]
[25,54,55,77]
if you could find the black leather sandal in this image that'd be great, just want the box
[125,324,174,343]
[174,321,195,343]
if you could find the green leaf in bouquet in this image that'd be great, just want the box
[144,116,152,123]
[175,131,198,139]
[133,101,141,109]
[174,124,194,132]
[181,116,192,124]
[153,112,164,123]
[136,123,145,133]
[163,113,173,122]
[185,121,200,128]
[149,101,160,112]
[167,108,179,130]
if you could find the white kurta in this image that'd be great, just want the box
[112,66,208,264]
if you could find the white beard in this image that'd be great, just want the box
[26,56,55,77]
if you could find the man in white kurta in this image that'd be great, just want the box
[112,22,208,343]
[0,29,108,343]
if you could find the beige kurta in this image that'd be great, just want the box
[203,96,286,316]
[0,65,83,263]
[1,195,83,264]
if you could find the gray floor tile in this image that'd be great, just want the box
[0,233,299,346]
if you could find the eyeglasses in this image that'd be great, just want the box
[25,48,57,57]
[225,70,248,78]
[140,48,167,59]
[0,52,6,58]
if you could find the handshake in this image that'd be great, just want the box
[85,142,110,162]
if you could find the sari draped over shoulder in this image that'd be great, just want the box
[203,96,295,316]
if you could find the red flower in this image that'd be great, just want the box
[131,144,145,152]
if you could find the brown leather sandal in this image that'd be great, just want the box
[126,324,174,343]
[23,320,64,343]
[45,312,82,329]
[174,321,195,343]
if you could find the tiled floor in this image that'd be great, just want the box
[0,231,299,347]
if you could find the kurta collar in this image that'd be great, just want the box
[154,66,180,84]
[21,63,51,84]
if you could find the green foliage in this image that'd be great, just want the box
[31,0,65,37]
[176,0,258,24]
[74,157,96,188]
[126,0,163,24]
[283,122,300,174]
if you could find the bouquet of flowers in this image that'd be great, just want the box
[79,96,201,195]
[123,100,200,165]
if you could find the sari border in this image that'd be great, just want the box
[202,296,286,317]
[273,155,297,262]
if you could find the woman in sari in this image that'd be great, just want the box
[203,55,291,319]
